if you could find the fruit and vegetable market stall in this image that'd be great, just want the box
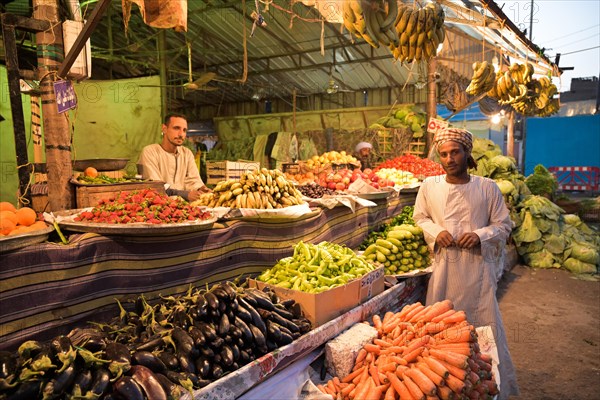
[0,192,416,351]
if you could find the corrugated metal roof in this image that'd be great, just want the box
[2,0,557,110]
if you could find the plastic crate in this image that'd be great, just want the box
[206,160,260,185]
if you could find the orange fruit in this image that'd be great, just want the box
[16,207,37,227]
[84,167,99,178]
[0,218,16,235]
[30,221,48,231]
[8,226,32,235]
[1,210,18,225]
[0,202,16,213]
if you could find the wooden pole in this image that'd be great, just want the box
[425,57,438,155]
[34,0,73,211]
[158,30,168,120]
[507,110,515,157]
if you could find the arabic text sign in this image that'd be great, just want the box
[54,80,77,113]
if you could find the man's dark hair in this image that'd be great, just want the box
[164,113,187,125]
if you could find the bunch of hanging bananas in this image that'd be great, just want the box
[191,168,305,209]
[343,0,399,48]
[342,1,445,64]
[487,62,559,117]
[391,1,446,63]
[510,76,560,117]
[465,61,496,96]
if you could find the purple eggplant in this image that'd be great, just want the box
[130,365,167,400]
[113,376,145,400]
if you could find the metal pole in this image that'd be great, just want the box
[507,110,515,157]
[426,57,438,155]
[529,0,534,40]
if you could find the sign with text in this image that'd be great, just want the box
[54,80,77,113]
[427,117,449,135]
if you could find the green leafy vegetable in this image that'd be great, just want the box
[563,257,598,274]
[525,164,558,197]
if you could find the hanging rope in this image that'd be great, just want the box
[238,0,249,83]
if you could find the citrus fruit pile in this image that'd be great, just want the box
[0,202,47,236]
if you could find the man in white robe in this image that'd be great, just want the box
[413,127,519,399]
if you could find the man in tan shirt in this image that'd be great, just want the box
[138,113,210,201]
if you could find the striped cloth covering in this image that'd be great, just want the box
[0,195,415,350]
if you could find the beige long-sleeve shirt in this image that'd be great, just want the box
[138,144,205,191]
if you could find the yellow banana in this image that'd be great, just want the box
[406,7,419,35]
[380,0,398,31]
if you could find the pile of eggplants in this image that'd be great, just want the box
[0,281,311,399]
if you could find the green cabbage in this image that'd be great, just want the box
[512,212,542,244]
[516,239,545,256]
[523,250,560,269]
[544,234,567,255]
[563,257,598,274]
[570,242,600,265]
[525,164,558,197]
[563,214,582,226]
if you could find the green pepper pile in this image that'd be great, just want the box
[77,175,143,184]
[359,205,415,251]
[257,241,378,293]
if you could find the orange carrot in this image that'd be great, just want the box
[381,346,406,355]
[343,365,366,383]
[375,338,393,348]
[395,365,409,376]
[327,380,337,394]
[401,373,426,400]
[356,348,368,364]
[332,377,342,390]
[441,310,466,325]
[435,329,474,344]
[317,384,327,394]
[404,335,430,354]
[437,385,455,400]
[415,362,445,387]
[404,367,437,396]
[431,309,457,323]
[365,352,374,364]
[384,384,397,400]
[373,314,383,332]
[354,377,374,400]
[398,302,422,321]
[376,354,388,367]
[386,372,414,400]
[380,362,399,373]
[403,347,424,364]
[403,304,425,322]
[341,383,355,397]
[445,373,465,394]
[370,364,381,386]
[365,381,386,400]
[417,322,448,337]
[421,356,450,379]
[428,349,469,369]
[433,323,470,340]
[382,311,396,325]
[408,304,433,323]
[354,363,370,385]
[431,343,472,357]
[433,358,467,381]
[422,300,454,322]
[364,343,381,355]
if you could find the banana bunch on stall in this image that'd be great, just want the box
[192,168,304,209]
[342,1,445,64]
[391,1,446,63]
[486,62,560,117]
[465,61,496,96]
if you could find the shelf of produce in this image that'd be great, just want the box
[190,277,426,400]
[0,193,417,350]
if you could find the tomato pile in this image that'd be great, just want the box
[74,188,212,224]
[376,154,445,177]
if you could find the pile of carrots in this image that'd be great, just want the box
[317,300,499,400]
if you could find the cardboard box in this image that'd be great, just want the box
[206,160,260,185]
[249,267,384,327]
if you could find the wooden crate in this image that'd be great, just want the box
[206,160,260,185]
[74,181,166,208]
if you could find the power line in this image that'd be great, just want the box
[549,45,600,57]
[541,23,599,45]
[553,34,600,50]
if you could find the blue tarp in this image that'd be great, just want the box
[436,103,487,122]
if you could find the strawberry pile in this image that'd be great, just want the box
[74,188,212,224]
[376,154,445,178]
